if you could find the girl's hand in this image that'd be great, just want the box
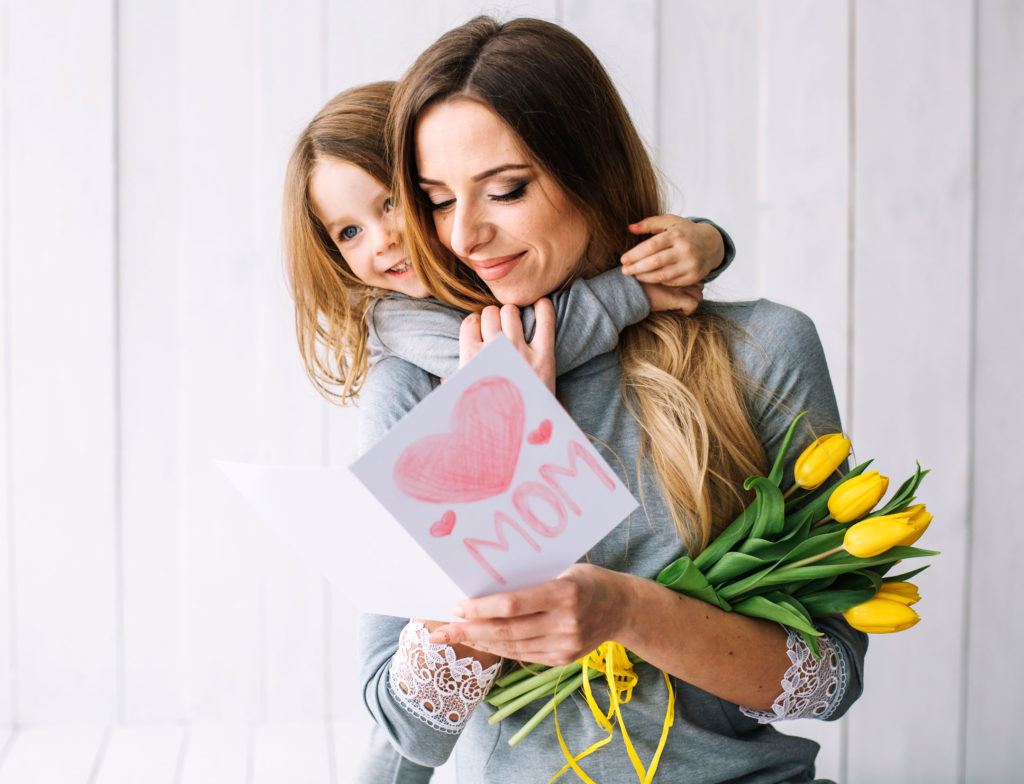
[641,281,704,315]
[459,299,556,394]
[621,215,725,287]
[427,564,638,667]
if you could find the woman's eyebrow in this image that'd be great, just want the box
[418,163,532,186]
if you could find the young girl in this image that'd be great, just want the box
[282,81,736,782]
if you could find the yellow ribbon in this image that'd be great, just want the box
[547,642,675,784]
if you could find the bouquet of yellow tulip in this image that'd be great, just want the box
[484,412,938,746]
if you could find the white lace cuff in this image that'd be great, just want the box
[387,621,500,734]
[739,627,848,724]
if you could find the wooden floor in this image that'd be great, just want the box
[0,723,457,784]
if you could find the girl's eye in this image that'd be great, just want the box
[340,225,361,241]
[383,197,394,213]
[491,181,529,202]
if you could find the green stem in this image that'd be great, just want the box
[783,484,800,501]
[507,670,590,747]
[488,661,581,707]
[494,666,536,689]
[778,546,844,571]
[811,514,835,530]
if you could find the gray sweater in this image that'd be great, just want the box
[355,298,867,783]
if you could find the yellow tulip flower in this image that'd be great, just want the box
[875,581,921,606]
[844,597,920,633]
[896,504,932,547]
[794,433,852,490]
[843,513,914,558]
[827,470,889,523]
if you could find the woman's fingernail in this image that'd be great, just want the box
[452,605,466,618]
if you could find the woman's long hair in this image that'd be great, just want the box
[390,17,767,553]
[283,81,395,403]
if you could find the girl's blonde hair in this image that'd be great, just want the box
[391,17,768,553]
[283,81,395,403]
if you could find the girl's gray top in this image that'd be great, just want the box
[356,296,866,783]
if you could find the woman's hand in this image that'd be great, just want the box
[621,215,725,287]
[459,299,556,393]
[427,564,637,667]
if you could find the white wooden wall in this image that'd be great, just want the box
[0,1,1020,782]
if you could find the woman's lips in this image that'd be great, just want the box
[470,252,525,282]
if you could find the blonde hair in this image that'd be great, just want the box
[283,81,395,403]
[391,17,767,552]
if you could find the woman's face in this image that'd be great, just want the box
[309,157,429,298]
[415,99,590,306]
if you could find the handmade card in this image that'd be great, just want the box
[350,335,638,600]
[222,335,637,618]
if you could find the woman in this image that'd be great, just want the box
[359,16,866,783]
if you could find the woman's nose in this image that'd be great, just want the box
[448,202,490,258]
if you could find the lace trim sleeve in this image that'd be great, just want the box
[387,621,500,735]
[739,627,849,724]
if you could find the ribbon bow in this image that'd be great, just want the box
[549,641,675,784]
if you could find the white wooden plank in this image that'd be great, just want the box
[93,725,185,784]
[846,2,973,782]
[0,725,107,784]
[252,721,331,784]
[0,727,12,769]
[256,0,330,722]
[118,0,183,724]
[964,1,1024,780]
[756,0,851,423]
[326,1,453,89]
[178,722,248,784]
[176,0,265,718]
[0,0,12,728]
[7,0,118,723]
[561,0,658,151]
[659,1,760,299]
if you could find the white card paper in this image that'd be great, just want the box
[218,460,465,619]
[351,335,638,599]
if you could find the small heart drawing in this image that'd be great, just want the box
[394,376,525,504]
[430,510,456,538]
[527,419,553,445]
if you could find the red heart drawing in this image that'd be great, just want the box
[394,376,525,503]
[430,510,457,537]
[527,419,553,445]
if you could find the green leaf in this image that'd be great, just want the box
[731,594,822,638]
[656,556,731,611]
[800,587,878,615]
[799,629,822,659]
[880,564,930,584]
[874,463,929,517]
[792,576,838,596]
[777,531,845,565]
[717,563,776,601]
[693,496,760,571]
[704,551,770,585]
[747,476,786,540]
[767,411,808,486]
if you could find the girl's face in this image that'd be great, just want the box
[309,157,429,298]
[415,99,590,307]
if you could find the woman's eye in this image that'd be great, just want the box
[383,197,394,213]
[429,197,455,212]
[340,225,361,241]
[491,181,529,202]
